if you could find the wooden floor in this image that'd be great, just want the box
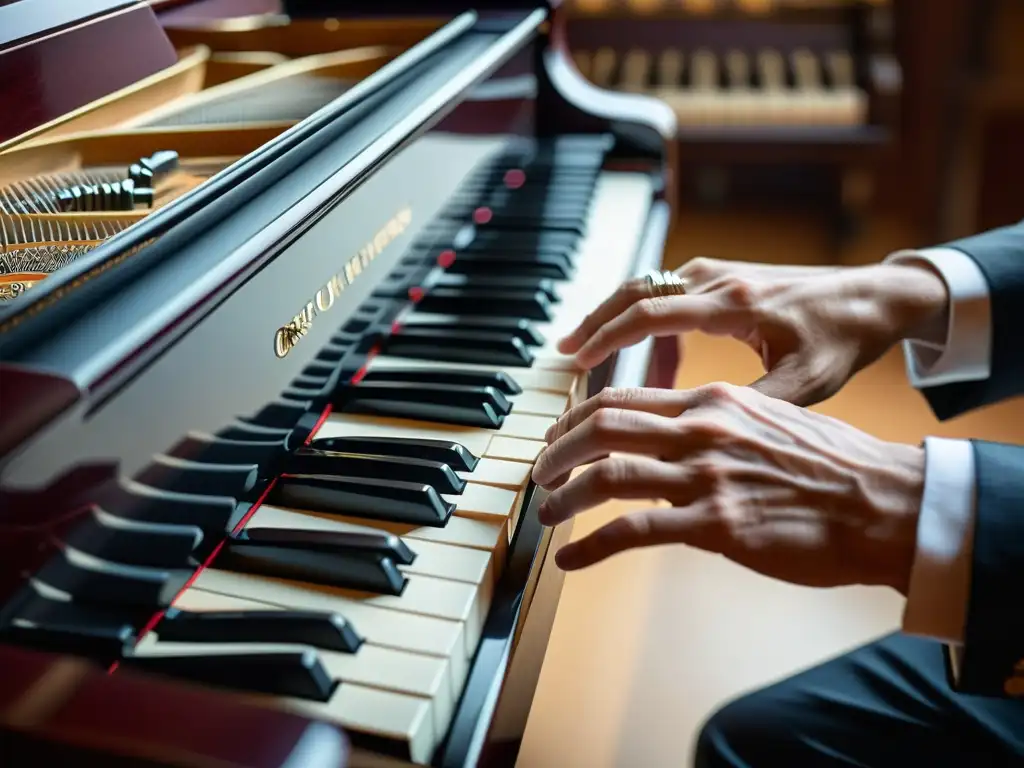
[517,209,1024,767]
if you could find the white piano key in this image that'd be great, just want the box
[193,564,486,657]
[572,50,592,80]
[656,49,685,88]
[172,587,471,692]
[591,47,618,87]
[283,683,436,765]
[620,49,651,92]
[441,482,518,523]
[487,435,543,464]
[133,633,455,744]
[460,457,532,490]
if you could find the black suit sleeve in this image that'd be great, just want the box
[945,440,1024,697]
[918,219,1024,421]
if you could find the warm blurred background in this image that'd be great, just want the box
[520,0,1024,765]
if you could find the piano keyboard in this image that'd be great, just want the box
[4,137,653,765]
[575,46,868,126]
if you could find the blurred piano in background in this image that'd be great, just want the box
[563,0,977,248]
[0,0,676,766]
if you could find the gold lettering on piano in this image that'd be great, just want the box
[274,206,412,358]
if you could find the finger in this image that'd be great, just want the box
[574,294,730,370]
[538,455,683,526]
[532,408,679,487]
[554,505,723,570]
[556,278,650,355]
[545,387,696,444]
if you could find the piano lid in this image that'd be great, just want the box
[0,0,179,149]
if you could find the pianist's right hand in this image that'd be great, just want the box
[558,257,950,407]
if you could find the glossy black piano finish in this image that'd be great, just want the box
[0,4,675,766]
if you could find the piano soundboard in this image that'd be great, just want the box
[0,1,676,766]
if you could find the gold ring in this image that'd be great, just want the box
[644,269,688,298]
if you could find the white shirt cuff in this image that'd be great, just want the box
[884,247,992,387]
[902,437,976,645]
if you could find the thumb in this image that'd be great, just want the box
[749,351,835,406]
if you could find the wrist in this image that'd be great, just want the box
[872,443,927,596]
[873,262,951,345]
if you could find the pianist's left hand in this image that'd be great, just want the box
[531,382,923,594]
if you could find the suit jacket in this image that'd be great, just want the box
[919,219,1024,698]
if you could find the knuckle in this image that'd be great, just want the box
[587,407,621,438]
[591,457,629,492]
[685,256,717,281]
[629,297,669,323]
[720,276,757,307]
[699,381,740,404]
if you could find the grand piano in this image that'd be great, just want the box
[0,0,676,766]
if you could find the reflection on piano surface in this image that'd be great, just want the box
[0,1,676,766]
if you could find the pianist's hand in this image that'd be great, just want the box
[532,382,924,593]
[559,258,949,406]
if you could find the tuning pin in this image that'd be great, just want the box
[129,162,154,187]
[56,189,76,212]
[119,178,135,210]
[99,182,114,210]
[77,184,97,212]
[141,150,179,184]
[131,186,155,209]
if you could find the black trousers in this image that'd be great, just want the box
[695,633,1024,767]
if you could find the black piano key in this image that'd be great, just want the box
[0,596,138,663]
[316,342,350,364]
[94,481,237,537]
[383,328,534,368]
[283,380,335,402]
[135,456,258,498]
[63,510,201,569]
[217,421,295,444]
[268,476,453,527]
[157,606,363,653]
[246,399,312,430]
[337,380,511,417]
[293,373,333,390]
[304,360,338,378]
[121,649,335,702]
[285,448,465,495]
[436,253,573,280]
[466,228,580,250]
[431,273,561,302]
[237,527,415,566]
[35,551,191,611]
[217,544,406,596]
[360,367,522,395]
[307,436,479,472]
[400,316,546,347]
[335,396,503,430]
[170,433,287,466]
